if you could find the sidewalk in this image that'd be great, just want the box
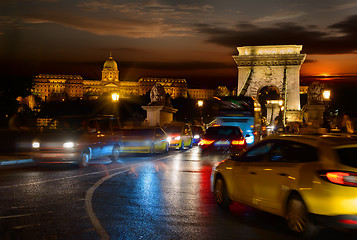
[0,153,33,166]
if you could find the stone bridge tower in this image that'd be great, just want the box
[233,45,306,124]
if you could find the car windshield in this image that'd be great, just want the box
[205,127,242,137]
[163,126,182,134]
[123,129,154,137]
[45,117,85,132]
[336,147,357,168]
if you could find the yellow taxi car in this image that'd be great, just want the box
[120,126,169,154]
[163,123,193,150]
[211,133,357,237]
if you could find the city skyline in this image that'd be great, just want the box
[1,0,357,89]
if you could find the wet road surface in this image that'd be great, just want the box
[0,147,355,239]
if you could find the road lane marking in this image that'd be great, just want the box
[0,213,34,219]
[85,155,172,240]
[85,169,128,240]
[13,223,42,229]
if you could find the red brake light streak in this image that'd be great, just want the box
[321,171,357,187]
[231,139,246,145]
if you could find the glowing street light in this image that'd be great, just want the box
[197,100,204,125]
[197,100,204,107]
[323,90,331,101]
[111,93,119,102]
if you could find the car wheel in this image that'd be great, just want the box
[214,178,231,208]
[78,152,90,168]
[179,140,184,150]
[286,195,320,238]
[111,145,120,163]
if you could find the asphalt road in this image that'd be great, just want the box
[0,147,354,239]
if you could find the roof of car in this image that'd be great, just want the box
[263,133,357,147]
[207,126,242,129]
[122,126,160,130]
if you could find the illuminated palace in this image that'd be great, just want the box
[32,54,217,102]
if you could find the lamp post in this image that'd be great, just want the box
[197,100,204,125]
[322,89,331,130]
[111,93,120,116]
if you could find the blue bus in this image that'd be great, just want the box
[209,96,256,145]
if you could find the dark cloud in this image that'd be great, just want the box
[195,15,357,55]
[329,14,357,37]
[122,60,234,71]
[0,58,235,80]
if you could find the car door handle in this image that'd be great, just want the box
[250,172,256,175]
[278,173,288,176]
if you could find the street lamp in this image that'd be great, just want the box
[111,93,119,102]
[197,100,204,125]
[323,90,331,101]
[111,93,120,116]
[197,100,204,107]
[322,89,332,130]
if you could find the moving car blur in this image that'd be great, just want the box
[163,123,193,150]
[120,126,169,154]
[199,126,247,155]
[191,125,206,145]
[32,115,122,167]
[211,133,357,237]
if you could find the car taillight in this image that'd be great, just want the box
[320,171,357,187]
[199,139,214,145]
[338,219,357,225]
[231,139,245,145]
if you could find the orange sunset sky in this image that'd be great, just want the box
[1,0,357,88]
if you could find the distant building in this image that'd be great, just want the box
[187,89,214,99]
[32,54,213,101]
[215,86,230,97]
[138,77,187,98]
[32,74,84,102]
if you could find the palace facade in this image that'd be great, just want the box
[32,54,218,102]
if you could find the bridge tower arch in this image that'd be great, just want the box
[233,45,306,124]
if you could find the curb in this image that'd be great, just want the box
[0,158,34,166]
[0,152,34,166]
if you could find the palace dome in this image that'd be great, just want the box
[103,54,118,70]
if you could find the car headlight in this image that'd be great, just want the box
[194,135,200,139]
[167,137,172,142]
[63,142,75,148]
[174,136,181,140]
[32,141,40,148]
[245,135,254,144]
